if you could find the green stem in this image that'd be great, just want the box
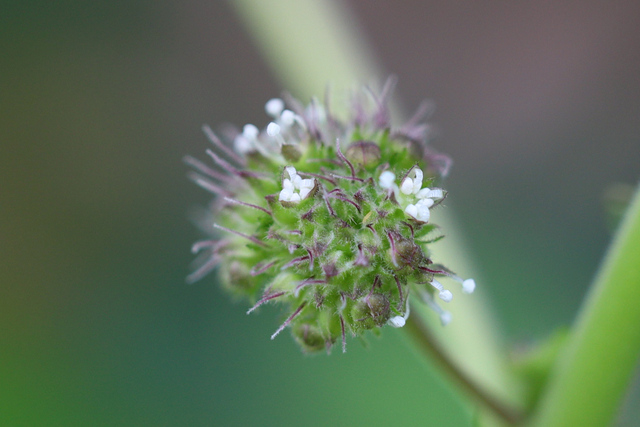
[406,308,524,425]
[530,184,640,426]
[228,0,381,105]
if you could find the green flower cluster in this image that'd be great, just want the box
[186,80,475,352]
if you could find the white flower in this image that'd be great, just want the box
[399,167,444,223]
[279,166,314,202]
[404,199,432,222]
[378,168,443,223]
[400,168,423,195]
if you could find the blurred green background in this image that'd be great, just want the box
[2,1,639,425]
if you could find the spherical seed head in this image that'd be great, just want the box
[292,323,334,353]
[187,78,474,353]
[350,293,391,333]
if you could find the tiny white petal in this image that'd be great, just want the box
[439,290,453,302]
[405,204,418,219]
[417,198,434,208]
[388,316,406,328]
[285,166,297,178]
[289,193,301,202]
[462,279,476,294]
[265,98,284,117]
[416,187,431,199]
[412,169,424,194]
[416,188,431,198]
[299,187,311,199]
[427,188,444,199]
[266,122,280,137]
[300,178,314,189]
[292,175,302,189]
[242,124,259,140]
[279,189,293,201]
[379,171,396,189]
[417,205,430,222]
[282,179,294,191]
[400,178,414,195]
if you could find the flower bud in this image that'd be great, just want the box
[345,140,381,167]
[187,79,475,352]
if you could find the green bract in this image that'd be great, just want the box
[187,80,475,353]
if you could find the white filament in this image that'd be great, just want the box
[388,297,411,328]
[430,279,453,303]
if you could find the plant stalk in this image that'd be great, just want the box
[406,308,524,425]
[530,183,640,426]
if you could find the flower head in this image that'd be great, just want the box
[186,79,474,353]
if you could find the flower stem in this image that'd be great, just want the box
[228,0,381,105]
[529,183,640,426]
[405,306,524,425]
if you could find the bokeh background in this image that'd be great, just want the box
[2,1,639,425]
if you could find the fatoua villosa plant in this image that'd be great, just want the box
[186,79,475,353]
